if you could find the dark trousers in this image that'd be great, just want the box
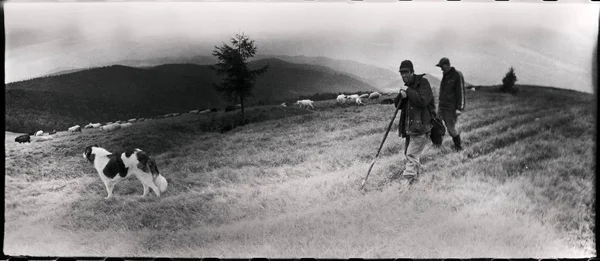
[440,109,460,137]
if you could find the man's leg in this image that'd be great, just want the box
[441,110,462,151]
[403,133,429,179]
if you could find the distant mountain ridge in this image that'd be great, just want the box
[5,58,381,132]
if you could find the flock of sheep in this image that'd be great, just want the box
[13,91,396,144]
[282,91,390,110]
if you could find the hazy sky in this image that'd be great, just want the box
[5,1,598,92]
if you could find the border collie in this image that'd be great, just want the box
[83,145,168,199]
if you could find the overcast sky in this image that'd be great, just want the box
[5,1,598,92]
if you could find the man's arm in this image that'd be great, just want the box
[405,77,433,108]
[455,71,465,111]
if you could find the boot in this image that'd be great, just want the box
[452,135,463,151]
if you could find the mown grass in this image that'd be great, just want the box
[4,86,595,257]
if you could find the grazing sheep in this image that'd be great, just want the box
[355,97,365,106]
[68,125,82,132]
[189,110,200,114]
[84,123,94,129]
[35,130,43,137]
[281,102,287,107]
[296,99,314,109]
[128,118,137,123]
[35,135,53,142]
[199,109,211,114]
[369,92,381,99]
[101,123,121,132]
[172,113,181,117]
[121,122,133,128]
[359,94,369,99]
[336,94,347,104]
[15,135,31,143]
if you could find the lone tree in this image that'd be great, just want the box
[501,66,518,94]
[211,33,268,122]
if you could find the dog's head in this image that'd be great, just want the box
[83,144,99,163]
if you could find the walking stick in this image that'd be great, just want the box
[360,105,401,190]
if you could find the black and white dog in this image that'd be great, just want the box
[83,145,168,199]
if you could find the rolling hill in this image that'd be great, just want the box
[255,54,400,88]
[4,85,594,257]
[5,59,380,132]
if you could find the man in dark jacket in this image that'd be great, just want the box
[394,60,435,186]
[436,57,465,151]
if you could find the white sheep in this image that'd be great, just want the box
[189,110,200,114]
[101,123,121,132]
[369,92,381,99]
[296,99,314,109]
[336,94,347,104]
[121,122,133,128]
[68,125,81,132]
[359,94,369,99]
[199,109,211,114]
[356,97,365,106]
[34,130,43,137]
[281,102,287,107]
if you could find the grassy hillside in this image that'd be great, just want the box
[4,85,595,257]
[6,59,379,133]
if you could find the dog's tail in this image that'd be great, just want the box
[148,158,168,193]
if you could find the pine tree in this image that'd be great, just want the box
[210,33,268,123]
[501,66,518,94]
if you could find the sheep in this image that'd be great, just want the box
[35,135,53,142]
[101,123,121,132]
[369,92,381,99]
[84,123,94,129]
[347,94,359,101]
[68,125,81,132]
[172,113,181,117]
[121,122,133,128]
[336,94,347,104]
[281,102,287,107]
[15,135,31,143]
[296,99,314,109]
[199,109,211,114]
[128,118,137,123]
[35,130,43,137]
[189,110,199,114]
[355,97,365,106]
[359,94,369,99]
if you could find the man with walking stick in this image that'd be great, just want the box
[436,57,466,151]
[394,60,435,187]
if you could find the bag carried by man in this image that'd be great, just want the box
[429,108,446,146]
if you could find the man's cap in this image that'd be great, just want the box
[399,60,414,72]
[436,57,450,67]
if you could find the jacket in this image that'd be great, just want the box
[438,67,466,111]
[394,74,435,138]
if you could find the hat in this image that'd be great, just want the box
[399,60,414,72]
[436,57,450,67]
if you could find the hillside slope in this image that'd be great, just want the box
[6,59,379,132]
[4,86,595,257]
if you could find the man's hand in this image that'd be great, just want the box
[400,89,407,98]
[399,85,408,92]
[456,110,462,116]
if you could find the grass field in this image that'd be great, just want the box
[4,86,596,258]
